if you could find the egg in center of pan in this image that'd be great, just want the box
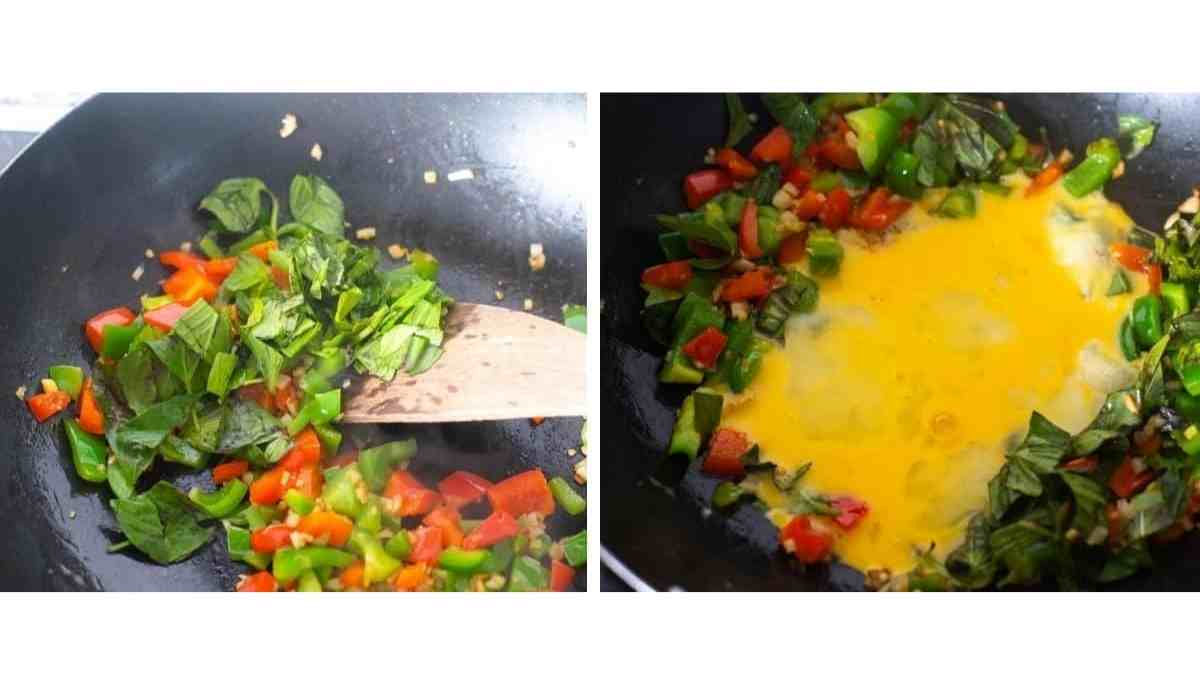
[722,180,1140,573]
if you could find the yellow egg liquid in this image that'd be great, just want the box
[722,181,1138,573]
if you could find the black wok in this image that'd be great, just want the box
[601,93,1200,591]
[0,93,587,591]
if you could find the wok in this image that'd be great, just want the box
[601,93,1200,591]
[0,93,587,591]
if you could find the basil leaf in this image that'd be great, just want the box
[242,333,284,391]
[289,173,345,237]
[111,481,212,564]
[116,345,157,414]
[1009,412,1071,475]
[172,299,220,358]
[199,177,271,234]
[223,253,270,292]
[1071,388,1140,456]
[744,164,781,206]
[724,93,751,148]
[945,513,996,590]
[1059,472,1106,534]
[217,399,281,453]
[1098,541,1152,582]
[761,93,818,157]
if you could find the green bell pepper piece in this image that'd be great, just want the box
[48,365,84,400]
[1161,282,1191,319]
[287,388,341,435]
[63,418,108,483]
[284,488,316,516]
[713,191,747,226]
[756,205,781,257]
[506,555,548,591]
[884,149,923,200]
[410,249,439,281]
[384,530,412,560]
[348,528,402,586]
[224,522,270,570]
[273,546,355,584]
[101,319,142,360]
[1131,294,1164,349]
[312,422,342,457]
[659,348,703,385]
[356,496,383,534]
[481,538,515,574]
[1107,269,1131,297]
[728,347,763,393]
[188,480,248,519]
[812,93,873,120]
[1008,133,1028,162]
[810,171,841,193]
[672,293,726,349]
[321,467,366,518]
[668,394,701,459]
[712,481,747,508]
[299,349,347,395]
[1173,392,1200,422]
[548,477,586,515]
[438,547,490,574]
[1062,137,1121,198]
[659,231,690,261]
[297,569,323,592]
[1119,317,1139,361]
[878,93,933,123]
[356,439,418,493]
[845,107,900,177]
[237,504,279,531]
[933,187,977,219]
[806,230,843,277]
[1178,365,1200,397]
[562,530,586,567]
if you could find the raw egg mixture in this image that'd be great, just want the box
[722,180,1140,573]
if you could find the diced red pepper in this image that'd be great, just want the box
[462,510,521,550]
[814,136,861,171]
[78,378,105,435]
[297,511,353,547]
[1148,263,1162,296]
[1060,455,1098,472]
[850,186,911,231]
[703,428,750,477]
[750,126,793,164]
[1109,457,1155,499]
[27,390,71,423]
[423,506,465,548]
[715,148,758,180]
[830,496,869,530]
[212,460,249,484]
[641,261,693,290]
[409,526,444,564]
[487,469,556,517]
[273,376,298,416]
[276,427,321,474]
[144,302,189,332]
[1105,503,1123,543]
[683,169,733,210]
[270,265,291,291]
[777,233,809,265]
[249,466,287,505]
[681,326,727,370]
[199,257,237,282]
[719,268,773,302]
[1026,162,1063,197]
[792,189,826,221]
[248,240,278,262]
[340,561,365,590]
[84,307,136,353]
[1109,243,1153,273]
[437,470,493,508]
[383,470,441,517]
[159,250,207,272]
[292,464,324,500]
[250,524,294,553]
[739,198,761,258]
[162,265,218,305]
[550,560,575,592]
[783,166,813,191]
[820,187,852,230]
[390,563,430,591]
[236,571,278,592]
[780,516,833,564]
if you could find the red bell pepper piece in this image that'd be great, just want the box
[409,526,444,564]
[750,126,793,164]
[159,250,207,272]
[830,496,869,530]
[384,470,441,517]
[248,240,278,261]
[792,189,826,221]
[1060,455,1098,473]
[212,460,249,484]
[27,390,71,423]
[250,524,294,553]
[814,136,861,171]
[641,261,693,290]
[1110,457,1155,499]
[783,166,813,191]
[1109,243,1153,273]
[249,466,287,505]
[437,470,493,508]
[683,169,733,210]
[78,378,105,435]
[202,257,238,282]
[276,428,322,474]
[487,469,556,517]
[715,148,758,180]
[719,268,773,302]
[549,560,575,591]
[1026,162,1063,197]
[162,265,218,305]
[462,510,521,550]
[703,428,750,477]
[850,187,911,231]
[236,571,278,592]
[780,516,833,563]
[681,326,727,370]
[340,561,365,590]
[144,302,189,332]
[739,198,762,258]
[297,511,353,547]
[84,306,136,353]
[820,187,852,230]
[1147,263,1162,296]
[423,506,465,548]
[777,233,809,265]
[292,464,324,499]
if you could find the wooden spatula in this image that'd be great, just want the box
[340,303,586,423]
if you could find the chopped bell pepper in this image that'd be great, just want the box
[719,268,773,302]
[548,476,586,516]
[487,469,556,517]
[884,149,923,199]
[298,510,354,547]
[423,506,465,547]
[47,365,84,400]
[357,439,418,492]
[1026,162,1064,197]
[845,107,900,177]
[819,187,852,230]
[780,516,833,563]
[236,571,278,592]
[143,302,189,332]
[384,530,412,559]
[933,187,977,219]
[507,555,548,591]
[321,466,367,518]
[84,306,136,353]
[1109,457,1155,499]
[225,523,270,570]
[549,560,575,592]
[100,319,143,360]
[715,147,758,180]
[831,496,869,530]
[355,497,384,534]
[641,261,693,290]
[1062,137,1121,197]
[437,470,492,508]
[212,459,249,484]
[348,528,403,585]
[806,230,843,277]
[162,265,218,305]
[284,488,316,516]
[63,418,108,483]
[739,198,761,258]
[27,390,71,423]
[1131,294,1164,349]
[287,388,342,436]
[78,378,104,435]
[438,546,490,575]
[409,525,445,564]
[383,470,440,517]
[562,530,586,567]
[703,428,751,477]
[683,169,733,210]
[1110,243,1152,273]
[249,466,288,506]
[272,546,354,585]
[1161,282,1191,319]
[680,326,727,370]
[188,480,248,518]
[749,126,793,164]
[462,510,520,550]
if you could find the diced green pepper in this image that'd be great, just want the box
[312,422,342,457]
[101,320,142,360]
[273,546,355,584]
[933,187,977,219]
[879,93,933,123]
[1107,269,1131,297]
[287,388,342,435]
[1062,137,1121,198]
[284,488,316,516]
[224,522,270,570]
[187,480,248,519]
[506,555,548,591]
[1008,133,1028,162]
[356,439,417,492]
[712,481,746,508]
[63,418,108,483]
[756,205,781,257]
[356,497,383,534]
[884,149,923,199]
[728,348,763,393]
[348,528,402,586]
[672,293,726,349]
[321,467,366,518]
[561,530,587,567]
[806,230,843,277]
[1161,282,1191,319]
[481,538,515,574]
[297,569,323,592]
[810,171,842,193]
[1179,364,1200,397]
[548,476,586,515]
[713,191,747,226]
[410,249,440,281]
[845,107,900,177]
[1131,294,1164,349]
[812,93,873,120]
[668,394,701,459]
[659,231,690,261]
[659,348,703,385]
[976,182,1012,197]
[1119,317,1139,361]
[438,547,490,575]
[384,530,412,560]
[48,365,84,400]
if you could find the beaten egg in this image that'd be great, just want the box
[722,179,1140,574]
